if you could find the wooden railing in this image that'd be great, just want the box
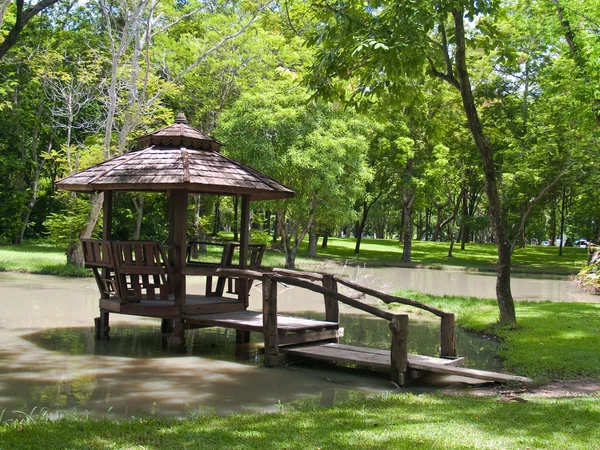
[216,267,457,384]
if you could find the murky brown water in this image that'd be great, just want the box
[332,265,600,303]
[1,267,592,420]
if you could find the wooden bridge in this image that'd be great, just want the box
[183,267,531,386]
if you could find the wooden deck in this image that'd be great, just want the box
[282,343,532,384]
[100,295,245,317]
[183,310,343,345]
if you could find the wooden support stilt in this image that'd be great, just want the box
[389,314,408,385]
[167,319,185,351]
[95,311,110,340]
[236,330,251,344]
[440,313,457,357]
[262,274,282,366]
[161,318,174,333]
[323,274,340,343]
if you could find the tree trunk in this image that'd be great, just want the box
[401,189,415,263]
[213,199,220,235]
[460,189,468,250]
[132,193,144,240]
[233,196,239,241]
[321,231,329,249]
[307,220,317,257]
[68,193,104,268]
[452,8,516,325]
[559,187,566,256]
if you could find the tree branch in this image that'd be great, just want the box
[173,0,273,82]
[510,169,568,253]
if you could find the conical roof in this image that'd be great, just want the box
[56,114,294,200]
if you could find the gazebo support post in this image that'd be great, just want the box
[96,191,113,340]
[167,189,188,350]
[236,195,251,344]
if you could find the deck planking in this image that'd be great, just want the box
[183,310,339,333]
[282,343,531,384]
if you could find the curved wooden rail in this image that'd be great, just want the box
[215,266,457,380]
[332,276,447,317]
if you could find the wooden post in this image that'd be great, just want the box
[389,314,408,385]
[322,274,340,343]
[167,189,188,349]
[262,274,279,366]
[96,191,113,340]
[161,319,174,333]
[236,330,251,344]
[239,195,250,308]
[440,313,457,357]
[95,311,110,340]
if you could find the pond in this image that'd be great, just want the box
[1,267,593,420]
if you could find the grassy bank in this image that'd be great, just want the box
[0,243,89,276]
[1,238,588,276]
[392,290,600,383]
[1,394,599,449]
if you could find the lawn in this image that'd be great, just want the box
[391,290,600,383]
[310,237,587,275]
[1,394,599,449]
[0,237,588,276]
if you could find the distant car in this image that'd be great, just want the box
[574,239,588,248]
[541,240,550,246]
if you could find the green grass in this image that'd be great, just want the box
[0,243,89,276]
[391,290,600,383]
[1,394,599,449]
[1,237,587,277]
[309,237,587,275]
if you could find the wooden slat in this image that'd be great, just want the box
[182,310,339,333]
[283,343,530,383]
[408,361,532,383]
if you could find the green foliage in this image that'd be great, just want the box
[43,195,98,246]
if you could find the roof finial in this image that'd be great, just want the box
[175,112,188,124]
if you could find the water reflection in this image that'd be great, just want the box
[0,270,535,421]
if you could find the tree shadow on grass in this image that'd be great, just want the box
[2,394,599,449]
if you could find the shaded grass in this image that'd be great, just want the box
[0,243,89,277]
[1,394,599,449]
[392,290,600,383]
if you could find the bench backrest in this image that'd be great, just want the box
[112,241,173,303]
[81,239,118,298]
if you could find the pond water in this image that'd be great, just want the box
[0,267,594,420]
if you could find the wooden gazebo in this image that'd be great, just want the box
[56,113,294,346]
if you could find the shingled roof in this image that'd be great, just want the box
[56,114,294,201]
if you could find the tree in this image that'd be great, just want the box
[303,0,518,324]
[0,0,61,60]
[217,74,370,268]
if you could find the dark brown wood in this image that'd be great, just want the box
[283,344,465,371]
[95,311,110,340]
[272,268,324,281]
[278,328,343,346]
[161,319,174,333]
[168,189,188,310]
[236,330,251,344]
[333,276,447,317]
[262,275,279,366]
[168,319,185,351]
[274,275,395,321]
[182,310,338,332]
[440,313,457,357]
[322,274,340,337]
[239,195,251,308]
[389,314,409,385]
